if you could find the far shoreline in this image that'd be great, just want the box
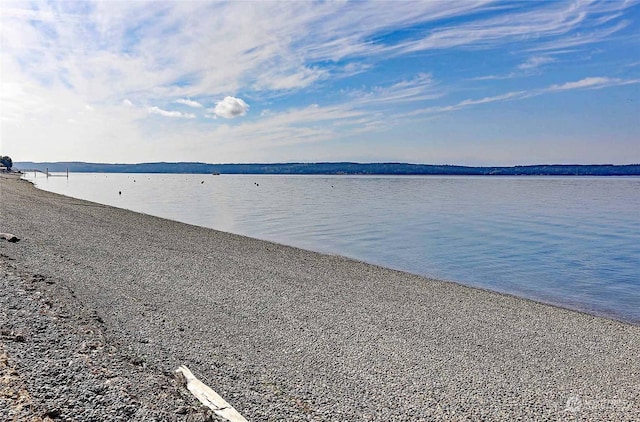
[14,161,640,176]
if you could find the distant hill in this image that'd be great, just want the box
[14,161,640,176]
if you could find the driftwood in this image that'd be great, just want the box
[175,365,248,422]
[0,233,19,242]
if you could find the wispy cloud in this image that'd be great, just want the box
[457,91,527,107]
[410,76,640,116]
[148,106,196,119]
[518,56,555,70]
[253,66,326,91]
[548,77,610,91]
[545,76,638,91]
[527,20,630,52]
[412,90,527,115]
[474,55,556,81]
[395,1,634,55]
[470,73,519,81]
[171,103,379,160]
[348,73,442,107]
[175,98,203,108]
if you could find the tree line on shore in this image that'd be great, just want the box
[14,161,640,176]
[1,156,13,170]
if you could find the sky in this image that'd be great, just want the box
[1,1,639,165]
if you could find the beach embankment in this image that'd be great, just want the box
[1,173,638,420]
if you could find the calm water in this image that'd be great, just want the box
[24,172,640,323]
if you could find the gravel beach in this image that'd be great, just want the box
[1,174,639,421]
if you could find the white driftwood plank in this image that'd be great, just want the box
[175,365,248,422]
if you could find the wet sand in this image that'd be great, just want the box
[1,173,638,420]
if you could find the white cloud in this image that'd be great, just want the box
[148,106,196,119]
[175,98,203,108]
[209,96,249,119]
[122,99,134,107]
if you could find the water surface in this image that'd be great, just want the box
[24,172,640,323]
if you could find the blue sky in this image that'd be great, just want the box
[1,1,639,165]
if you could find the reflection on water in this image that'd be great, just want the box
[24,172,640,323]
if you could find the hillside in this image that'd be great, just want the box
[15,161,640,176]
